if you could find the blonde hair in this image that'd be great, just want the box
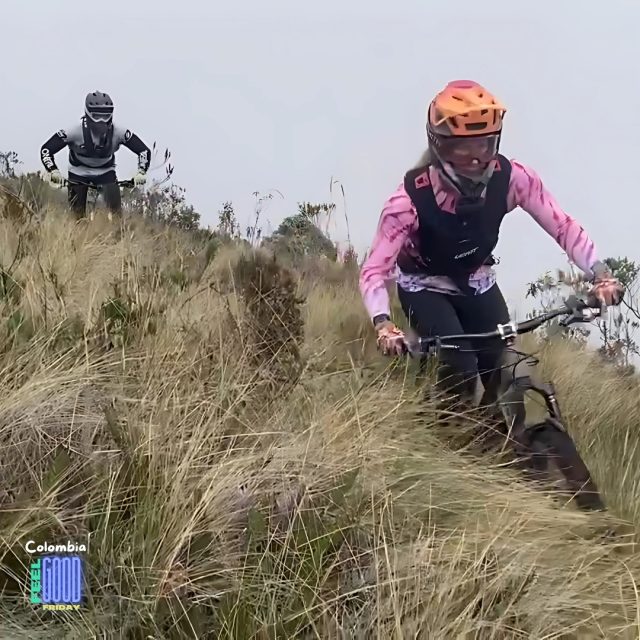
[412,148,433,169]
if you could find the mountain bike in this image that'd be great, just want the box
[404,295,605,511]
[62,178,136,221]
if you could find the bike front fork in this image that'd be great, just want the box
[499,376,564,424]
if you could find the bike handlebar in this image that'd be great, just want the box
[407,295,601,355]
[62,178,135,189]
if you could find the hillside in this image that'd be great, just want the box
[0,195,640,639]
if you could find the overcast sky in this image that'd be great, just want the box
[5,0,639,314]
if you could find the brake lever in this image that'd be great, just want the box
[403,336,460,357]
[558,301,599,327]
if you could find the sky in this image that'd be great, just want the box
[4,0,640,316]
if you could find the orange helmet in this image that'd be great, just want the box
[428,79,506,137]
[426,80,507,197]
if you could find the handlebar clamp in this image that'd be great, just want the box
[497,321,517,341]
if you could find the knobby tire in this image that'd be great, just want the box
[524,418,604,511]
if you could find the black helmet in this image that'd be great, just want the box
[85,91,114,124]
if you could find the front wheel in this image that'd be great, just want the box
[522,418,605,511]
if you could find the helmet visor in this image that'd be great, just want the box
[87,109,113,123]
[435,134,499,178]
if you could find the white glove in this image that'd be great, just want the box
[133,171,147,186]
[48,169,64,185]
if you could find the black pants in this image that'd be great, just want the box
[398,283,510,400]
[67,170,121,218]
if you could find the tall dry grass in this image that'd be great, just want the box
[0,203,640,638]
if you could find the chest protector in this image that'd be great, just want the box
[69,117,115,166]
[400,154,512,295]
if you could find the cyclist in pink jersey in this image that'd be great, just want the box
[360,79,624,402]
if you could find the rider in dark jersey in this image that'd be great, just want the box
[360,79,624,403]
[40,91,151,218]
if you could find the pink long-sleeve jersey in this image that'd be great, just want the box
[359,159,599,320]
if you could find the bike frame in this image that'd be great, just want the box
[407,296,600,433]
[482,341,563,433]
